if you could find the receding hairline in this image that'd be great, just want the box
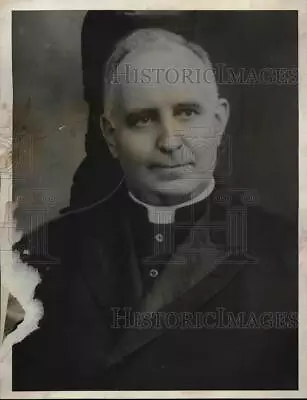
[103,28,218,118]
[117,40,211,73]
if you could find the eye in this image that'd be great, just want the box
[134,116,152,128]
[176,109,196,119]
[174,106,201,121]
[126,111,157,129]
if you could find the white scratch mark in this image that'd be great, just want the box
[0,197,43,391]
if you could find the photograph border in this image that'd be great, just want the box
[0,1,306,398]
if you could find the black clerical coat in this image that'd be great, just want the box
[12,185,298,391]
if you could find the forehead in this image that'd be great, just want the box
[122,42,205,73]
[114,44,217,111]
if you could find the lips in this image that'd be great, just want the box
[150,162,193,169]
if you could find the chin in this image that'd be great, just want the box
[151,178,202,198]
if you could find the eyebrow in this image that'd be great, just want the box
[125,108,158,126]
[174,102,204,112]
[125,108,158,115]
[125,102,204,115]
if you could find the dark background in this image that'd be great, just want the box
[12,11,298,233]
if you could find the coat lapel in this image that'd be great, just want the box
[105,258,247,369]
[77,200,143,314]
[104,205,248,369]
[75,186,255,371]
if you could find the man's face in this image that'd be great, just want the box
[103,44,229,205]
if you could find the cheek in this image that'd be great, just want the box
[185,112,218,146]
[188,114,216,138]
[185,133,219,170]
[116,130,156,163]
[196,140,219,172]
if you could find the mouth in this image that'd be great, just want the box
[149,163,194,180]
[150,162,193,170]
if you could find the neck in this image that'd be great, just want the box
[128,179,215,207]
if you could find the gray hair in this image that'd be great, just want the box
[103,28,218,118]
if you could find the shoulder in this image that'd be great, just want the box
[245,206,298,304]
[247,206,297,258]
[210,187,297,267]
[12,212,75,276]
[12,196,117,269]
[13,212,73,254]
[211,187,298,286]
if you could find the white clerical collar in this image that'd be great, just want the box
[128,178,215,224]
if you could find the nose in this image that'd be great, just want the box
[157,112,183,153]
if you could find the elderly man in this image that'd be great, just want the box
[13,28,297,391]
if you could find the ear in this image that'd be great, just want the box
[101,115,118,158]
[213,98,230,146]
